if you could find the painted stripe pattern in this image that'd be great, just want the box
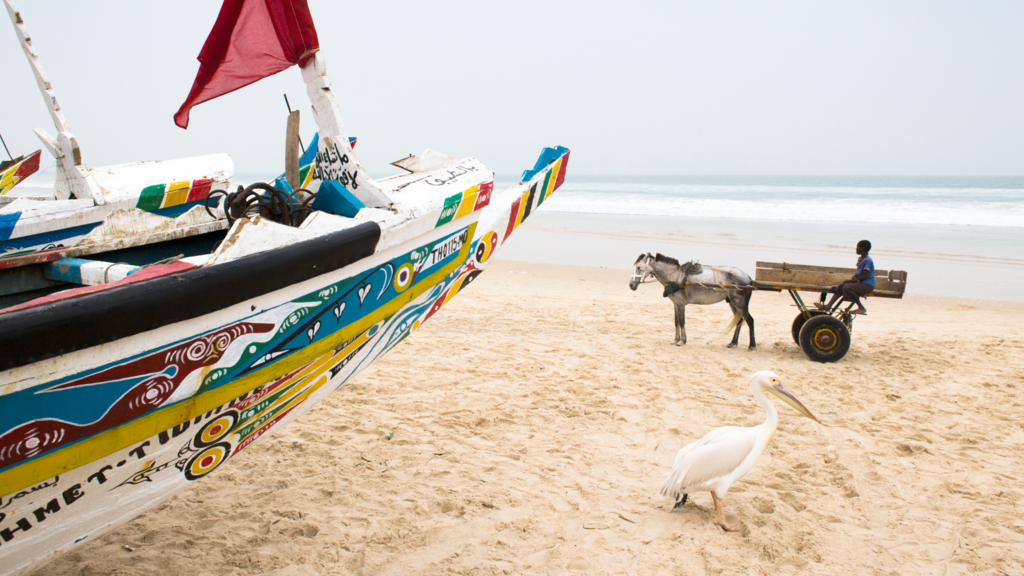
[135,178,215,212]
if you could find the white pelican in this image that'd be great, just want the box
[659,370,821,531]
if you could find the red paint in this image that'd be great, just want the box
[0,320,274,469]
[474,181,493,211]
[12,150,42,181]
[504,197,522,241]
[554,151,569,192]
[186,178,213,203]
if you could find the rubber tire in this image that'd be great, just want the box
[791,311,828,344]
[798,314,851,363]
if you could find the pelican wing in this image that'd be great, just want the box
[660,427,756,499]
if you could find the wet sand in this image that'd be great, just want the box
[34,260,1024,575]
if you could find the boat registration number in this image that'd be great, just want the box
[420,229,469,273]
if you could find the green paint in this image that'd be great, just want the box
[435,192,462,227]
[537,169,552,206]
[136,183,166,211]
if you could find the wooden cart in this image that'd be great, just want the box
[753,261,908,362]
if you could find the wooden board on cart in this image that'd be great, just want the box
[754,261,908,298]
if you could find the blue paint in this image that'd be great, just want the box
[273,176,294,193]
[42,258,88,284]
[40,258,141,285]
[0,212,22,242]
[299,133,319,167]
[0,222,100,254]
[521,146,569,183]
[312,180,365,218]
[151,200,205,218]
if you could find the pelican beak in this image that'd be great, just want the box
[769,383,822,423]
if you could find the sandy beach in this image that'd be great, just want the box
[32,260,1024,575]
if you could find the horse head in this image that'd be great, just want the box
[629,253,652,291]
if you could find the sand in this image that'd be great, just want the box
[33,260,1024,576]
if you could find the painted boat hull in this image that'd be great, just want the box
[0,148,569,575]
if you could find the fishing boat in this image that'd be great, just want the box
[0,149,41,199]
[0,0,569,573]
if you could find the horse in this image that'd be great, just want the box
[629,253,756,350]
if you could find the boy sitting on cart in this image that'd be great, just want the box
[816,240,874,315]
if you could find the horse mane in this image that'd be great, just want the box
[654,253,679,266]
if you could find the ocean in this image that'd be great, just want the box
[492,175,1024,302]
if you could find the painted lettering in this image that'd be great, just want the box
[32,499,60,523]
[88,465,113,485]
[0,476,58,510]
[0,517,31,542]
[62,484,84,506]
[128,440,151,459]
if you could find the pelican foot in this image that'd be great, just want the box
[723,505,739,515]
[715,517,742,532]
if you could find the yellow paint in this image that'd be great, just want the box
[0,165,19,196]
[454,185,479,219]
[544,159,562,200]
[0,222,477,495]
[162,181,191,208]
[237,353,334,444]
[513,190,529,230]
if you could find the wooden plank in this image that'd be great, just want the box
[756,261,857,274]
[756,262,906,293]
[756,269,896,292]
[285,110,301,190]
[753,281,904,299]
[0,220,229,270]
[756,268,850,286]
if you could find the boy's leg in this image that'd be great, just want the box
[843,282,872,314]
[820,281,851,310]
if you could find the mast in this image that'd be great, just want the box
[299,53,393,209]
[4,0,103,203]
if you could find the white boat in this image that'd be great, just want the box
[0,1,569,573]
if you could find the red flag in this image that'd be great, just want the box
[174,0,319,129]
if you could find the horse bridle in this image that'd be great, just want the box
[631,254,657,284]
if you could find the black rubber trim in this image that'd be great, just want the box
[0,221,382,371]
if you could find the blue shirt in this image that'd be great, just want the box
[856,255,875,288]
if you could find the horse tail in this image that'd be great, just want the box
[724,310,743,334]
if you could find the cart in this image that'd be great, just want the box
[753,261,908,362]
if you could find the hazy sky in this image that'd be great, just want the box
[3,1,1022,176]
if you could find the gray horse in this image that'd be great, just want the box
[629,253,756,350]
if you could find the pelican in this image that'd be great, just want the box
[659,370,821,531]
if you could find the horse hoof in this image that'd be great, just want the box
[748,346,756,351]
[727,343,737,349]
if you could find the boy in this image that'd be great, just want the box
[817,240,874,315]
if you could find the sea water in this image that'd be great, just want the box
[494,175,1024,301]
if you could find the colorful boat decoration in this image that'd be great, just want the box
[0,0,569,574]
[0,150,41,197]
[1,0,234,260]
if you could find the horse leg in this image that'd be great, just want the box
[727,298,741,348]
[743,293,756,351]
[672,305,681,345]
[679,303,687,345]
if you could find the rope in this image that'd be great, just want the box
[205,182,317,227]
[666,281,756,291]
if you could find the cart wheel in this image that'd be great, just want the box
[798,315,851,363]
[791,311,827,344]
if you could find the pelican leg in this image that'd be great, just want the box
[711,492,741,532]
